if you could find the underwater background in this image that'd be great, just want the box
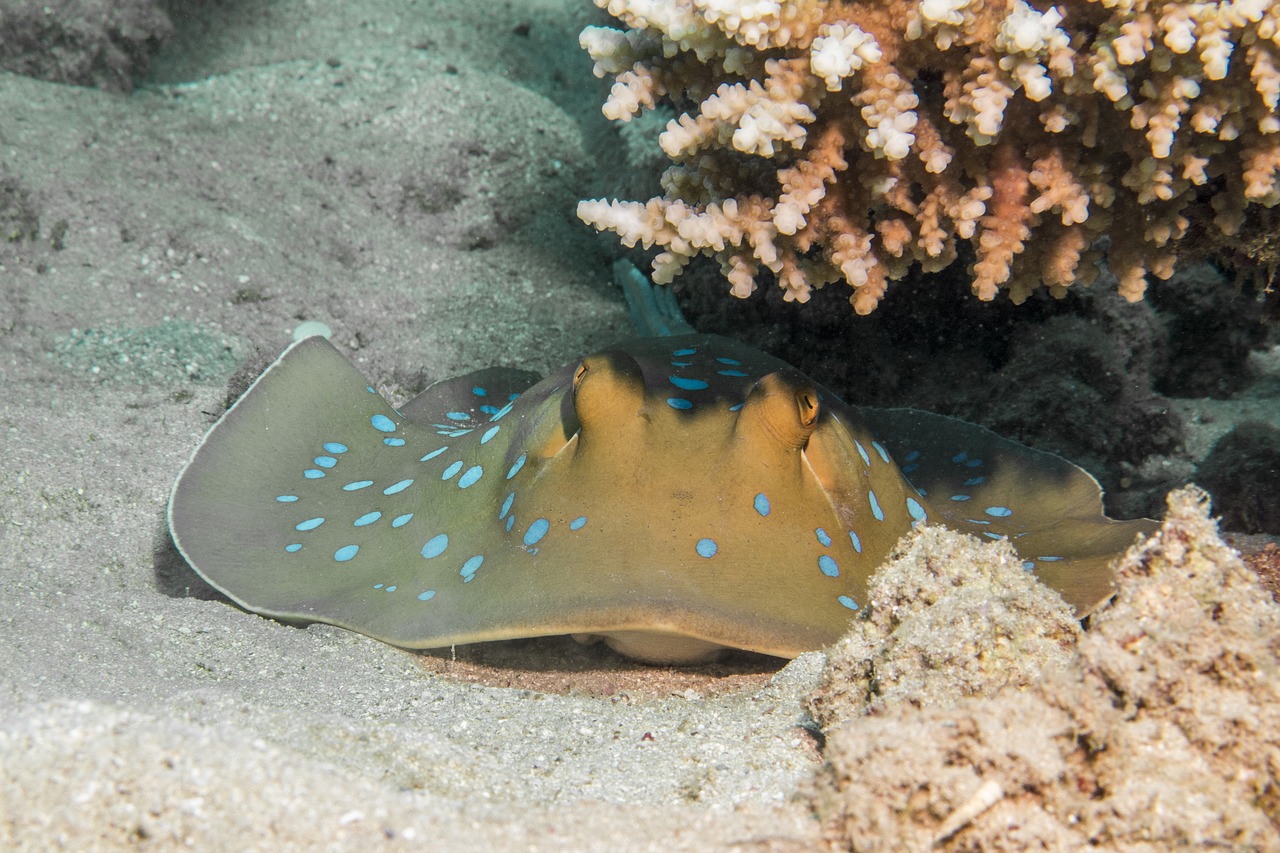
[2,0,1279,848]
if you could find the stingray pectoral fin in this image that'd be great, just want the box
[169,337,446,632]
[860,406,1156,613]
[1006,515,1158,614]
[400,366,542,427]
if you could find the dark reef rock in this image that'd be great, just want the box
[1197,421,1280,534]
[1151,263,1270,398]
[0,0,172,92]
[673,255,1194,518]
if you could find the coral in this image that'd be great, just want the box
[805,526,1080,732]
[579,0,1280,313]
[809,486,1280,849]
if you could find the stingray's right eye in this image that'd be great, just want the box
[796,391,820,429]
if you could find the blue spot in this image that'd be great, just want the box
[696,538,718,558]
[383,478,414,495]
[985,506,1013,517]
[717,369,748,377]
[818,555,839,577]
[869,490,884,521]
[491,402,515,421]
[276,495,298,503]
[523,518,549,546]
[506,454,526,479]
[446,412,470,421]
[480,405,498,415]
[460,555,484,581]
[966,459,984,468]
[716,357,741,365]
[815,528,832,547]
[420,446,449,462]
[1023,561,1036,570]
[313,456,337,468]
[570,516,587,530]
[906,498,926,521]
[505,515,515,532]
[472,386,487,397]
[371,414,396,433]
[392,513,413,528]
[421,534,449,559]
[849,531,862,553]
[323,442,348,454]
[966,519,991,525]
[354,511,381,527]
[366,386,375,394]
[1038,555,1063,562]
[950,494,972,502]
[754,493,771,517]
[384,437,406,447]
[417,590,436,601]
[373,584,383,589]
[296,517,325,531]
[335,544,359,562]
[458,466,483,488]
[952,452,968,463]
[902,463,919,474]
[729,403,744,411]
[837,595,860,611]
[670,376,709,391]
[442,461,463,480]
[983,531,1004,540]
[671,360,692,367]
[500,492,515,520]
[481,425,501,444]
[385,586,397,592]
[304,469,325,479]
[343,480,373,491]
[666,397,693,410]
[904,450,921,462]
[285,543,302,553]
[964,477,986,486]
[854,441,871,466]
[673,347,696,356]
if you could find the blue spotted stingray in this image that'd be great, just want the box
[169,263,1154,663]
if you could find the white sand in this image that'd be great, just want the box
[0,1,825,847]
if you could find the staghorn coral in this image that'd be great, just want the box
[578,0,1280,313]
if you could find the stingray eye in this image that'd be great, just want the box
[571,351,647,432]
[740,371,820,451]
[796,392,819,429]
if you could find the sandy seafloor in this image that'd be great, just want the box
[1,0,1279,850]
[0,0,831,848]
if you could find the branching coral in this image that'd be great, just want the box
[578,0,1280,313]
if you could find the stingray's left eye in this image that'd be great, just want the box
[572,362,589,389]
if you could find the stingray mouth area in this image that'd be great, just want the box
[571,629,737,665]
